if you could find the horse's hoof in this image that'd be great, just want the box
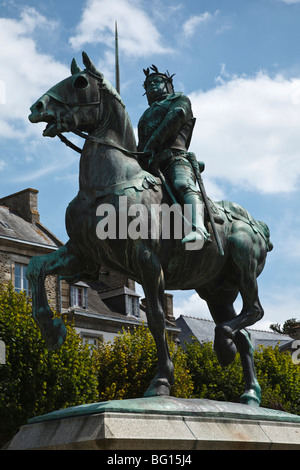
[143,378,171,397]
[240,391,261,407]
[214,325,237,366]
[240,384,261,407]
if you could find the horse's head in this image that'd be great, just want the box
[29,52,124,138]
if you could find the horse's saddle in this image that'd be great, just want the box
[78,171,161,203]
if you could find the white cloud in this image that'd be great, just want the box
[173,292,210,319]
[0,7,68,139]
[261,285,300,323]
[183,11,219,37]
[18,6,59,32]
[69,0,173,57]
[189,70,300,194]
[277,0,300,4]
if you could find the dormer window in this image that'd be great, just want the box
[127,294,139,317]
[99,286,140,317]
[70,282,88,309]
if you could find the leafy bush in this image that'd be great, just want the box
[255,345,300,414]
[185,339,244,402]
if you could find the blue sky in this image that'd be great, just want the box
[1,0,300,330]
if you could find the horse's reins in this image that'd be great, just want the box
[58,127,151,159]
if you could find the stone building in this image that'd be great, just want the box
[0,188,179,345]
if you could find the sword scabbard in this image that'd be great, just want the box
[188,155,224,256]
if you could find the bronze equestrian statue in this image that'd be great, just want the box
[27,52,273,406]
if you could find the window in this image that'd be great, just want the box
[82,335,103,348]
[127,295,139,317]
[128,296,134,315]
[15,263,31,295]
[70,285,87,308]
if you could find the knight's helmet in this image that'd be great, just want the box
[143,65,175,97]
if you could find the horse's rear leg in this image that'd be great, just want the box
[138,245,174,397]
[26,242,90,350]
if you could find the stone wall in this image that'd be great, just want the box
[0,249,60,312]
[0,250,11,285]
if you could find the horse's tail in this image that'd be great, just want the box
[256,220,273,252]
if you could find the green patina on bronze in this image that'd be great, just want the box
[26,52,273,406]
[138,66,210,247]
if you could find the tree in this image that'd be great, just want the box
[270,318,298,336]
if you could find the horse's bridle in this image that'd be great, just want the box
[46,70,149,159]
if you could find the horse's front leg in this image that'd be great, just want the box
[138,245,175,397]
[26,242,86,350]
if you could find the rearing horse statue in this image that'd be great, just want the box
[27,52,273,405]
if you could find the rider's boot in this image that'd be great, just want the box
[181,194,211,248]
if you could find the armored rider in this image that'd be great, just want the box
[137,65,210,247]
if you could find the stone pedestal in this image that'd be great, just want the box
[5,396,300,450]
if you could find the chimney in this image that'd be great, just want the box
[0,188,40,224]
[140,292,176,325]
[163,293,176,325]
[290,325,300,340]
